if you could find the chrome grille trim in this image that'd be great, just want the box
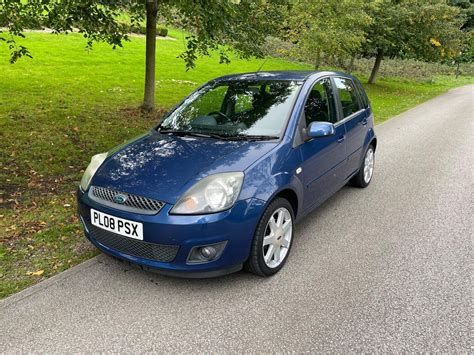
[88,186,165,215]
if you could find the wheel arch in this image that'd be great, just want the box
[370,137,377,151]
[274,188,299,218]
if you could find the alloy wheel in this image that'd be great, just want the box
[363,147,375,183]
[262,207,293,268]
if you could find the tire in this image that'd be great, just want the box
[245,197,295,277]
[350,144,375,188]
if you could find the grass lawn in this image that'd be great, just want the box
[0,31,472,299]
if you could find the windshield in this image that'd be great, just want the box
[158,80,302,138]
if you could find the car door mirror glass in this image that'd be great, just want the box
[307,121,335,138]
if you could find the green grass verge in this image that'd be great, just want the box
[0,31,472,298]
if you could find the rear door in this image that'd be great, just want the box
[332,77,367,177]
[297,77,347,211]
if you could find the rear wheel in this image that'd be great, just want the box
[245,198,294,277]
[350,144,375,188]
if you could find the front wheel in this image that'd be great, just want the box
[245,198,295,277]
[350,144,375,188]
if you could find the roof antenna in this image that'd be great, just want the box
[257,59,268,72]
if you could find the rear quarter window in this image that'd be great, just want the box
[354,79,369,108]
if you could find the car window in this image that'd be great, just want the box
[353,79,369,108]
[159,80,302,137]
[334,78,362,118]
[303,78,337,125]
[233,86,259,114]
[187,86,228,117]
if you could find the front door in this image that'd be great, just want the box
[297,78,347,211]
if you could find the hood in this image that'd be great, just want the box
[91,131,278,203]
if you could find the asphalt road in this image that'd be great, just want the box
[1,85,472,352]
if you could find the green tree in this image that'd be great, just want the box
[448,0,473,76]
[363,0,464,84]
[288,0,374,70]
[448,0,473,30]
[0,0,287,111]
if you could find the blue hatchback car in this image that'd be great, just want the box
[77,71,377,277]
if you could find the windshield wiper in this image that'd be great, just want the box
[158,129,231,140]
[158,129,279,142]
[224,135,280,141]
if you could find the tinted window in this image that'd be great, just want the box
[334,78,362,118]
[159,80,302,137]
[354,79,369,108]
[303,78,337,125]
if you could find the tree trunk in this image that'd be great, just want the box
[455,62,460,78]
[337,56,345,69]
[348,55,356,73]
[142,0,158,112]
[314,50,321,70]
[368,49,383,84]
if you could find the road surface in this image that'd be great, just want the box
[1,85,472,352]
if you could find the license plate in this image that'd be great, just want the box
[91,209,143,240]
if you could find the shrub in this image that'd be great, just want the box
[123,23,168,37]
[156,27,168,37]
[262,37,474,79]
[352,57,474,79]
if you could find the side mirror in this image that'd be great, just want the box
[307,121,335,139]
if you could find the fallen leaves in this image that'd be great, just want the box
[26,269,44,276]
[5,225,17,232]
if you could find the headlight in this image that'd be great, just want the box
[171,172,244,214]
[80,152,108,191]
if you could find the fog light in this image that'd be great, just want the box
[201,246,217,259]
[187,241,227,264]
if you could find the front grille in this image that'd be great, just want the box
[85,221,179,263]
[89,186,165,215]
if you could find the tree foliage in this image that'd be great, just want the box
[0,0,287,109]
[0,0,136,64]
[283,0,467,83]
[362,0,464,83]
[448,0,473,30]
[1,0,286,67]
[288,0,374,69]
[1,0,470,93]
[364,0,462,59]
[167,0,287,69]
[448,0,474,73]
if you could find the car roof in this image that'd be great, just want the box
[211,70,356,83]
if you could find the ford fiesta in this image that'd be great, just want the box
[77,71,377,277]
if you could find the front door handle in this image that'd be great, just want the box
[337,135,345,143]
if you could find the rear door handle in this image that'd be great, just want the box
[337,135,345,143]
[361,118,368,126]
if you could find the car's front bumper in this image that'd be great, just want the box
[77,188,266,277]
